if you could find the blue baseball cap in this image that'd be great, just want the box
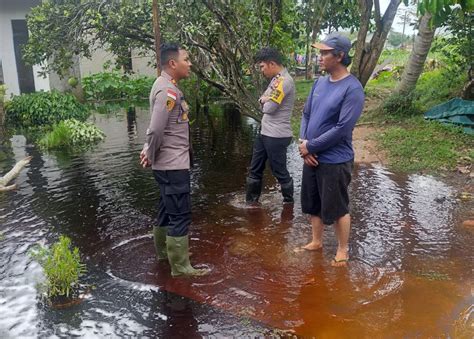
[312,32,352,55]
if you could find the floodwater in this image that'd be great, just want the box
[0,105,472,337]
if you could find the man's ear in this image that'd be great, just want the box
[337,52,345,63]
[169,59,177,69]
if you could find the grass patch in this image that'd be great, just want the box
[291,113,301,138]
[377,115,473,172]
[365,72,397,99]
[415,69,466,111]
[378,49,410,66]
[30,235,86,298]
[295,79,313,102]
[39,119,105,150]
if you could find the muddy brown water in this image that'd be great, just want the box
[0,106,472,337]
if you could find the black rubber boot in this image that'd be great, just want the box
[246,177,262,203]
[281,179,294,203]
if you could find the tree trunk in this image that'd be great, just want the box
[305,30,311,80]
[396,13,436,94]
[152,0,161,75]
[352,0,402,87]
[0,156,31,192]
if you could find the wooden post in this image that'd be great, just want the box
[152,0,161,75]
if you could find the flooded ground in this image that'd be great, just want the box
[0,106,472,337]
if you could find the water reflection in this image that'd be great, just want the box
[0,105,472,337]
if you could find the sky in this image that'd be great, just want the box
[380,0,417,35]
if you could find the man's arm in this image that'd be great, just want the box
[306,87,364,155]
[261,78,293,115]
[143,89,173,165]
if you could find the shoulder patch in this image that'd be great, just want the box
[270,78,285,104]
[166,89,177,111]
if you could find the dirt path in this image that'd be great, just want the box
[353,125,386,164]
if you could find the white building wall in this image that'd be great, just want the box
[0,0,48,97]
[0,0,157,98]
[131,49,157,77]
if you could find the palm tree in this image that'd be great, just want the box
[396,12,435,94]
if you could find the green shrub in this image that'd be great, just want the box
[414,69,466,111]
[30,235,86,298]
[5,91,88,127]
[0,84,6,104]
[382,92,421,116]
[39,119,105,149]
[82,72,154,101]
[378,49,410,66]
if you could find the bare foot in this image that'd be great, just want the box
[331,252,349,267]
[294,242,322,253]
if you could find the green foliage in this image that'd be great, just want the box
[82,72,154,101]
[30,235,86,298]
[430,10,473,72]
[418,0,474,26]
[415,68,466,110]
[22,0,303,120]
[295,79,314,101]
[377,115,472,172]
[39,119,105,150]
[5,91,88,128]
[0,84,6,104]
[378,49,411,66]
[387,30,411,48]
[382,92,421,116]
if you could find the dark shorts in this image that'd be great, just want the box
[301,161,353,225]
[153,169,191,237]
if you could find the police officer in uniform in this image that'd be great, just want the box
[140,43,207,277]
[246,48,296,204]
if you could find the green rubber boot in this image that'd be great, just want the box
[166,235,209,277]
[153,226,168,261]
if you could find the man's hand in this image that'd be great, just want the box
[298,139,310,157]
[259,96,270,105]
[140,149,151,168]
[303,154,319,167]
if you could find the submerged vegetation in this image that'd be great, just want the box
[5,91,88,128]
[82,72,154,101]
[30,235,86,298]
[39,119,105,150]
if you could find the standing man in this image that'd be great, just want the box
[246,48,296,204]
[140,43,207,277]
[298,33,365,267]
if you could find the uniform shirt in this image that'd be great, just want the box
[143,71,190,170]
[300,74,365,164]
[260,68,295,138]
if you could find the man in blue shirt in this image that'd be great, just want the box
[298,33,365,267]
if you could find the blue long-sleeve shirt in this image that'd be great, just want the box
[300,75,365,164]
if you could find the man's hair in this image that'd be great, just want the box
[160,43,181,67]
[332,50,352,67]
[254,47,284,65]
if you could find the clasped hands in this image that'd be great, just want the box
[298,139,319,167]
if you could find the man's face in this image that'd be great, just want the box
[318,50,342,73]
[173,49,192,79]
[258,61,274,79]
